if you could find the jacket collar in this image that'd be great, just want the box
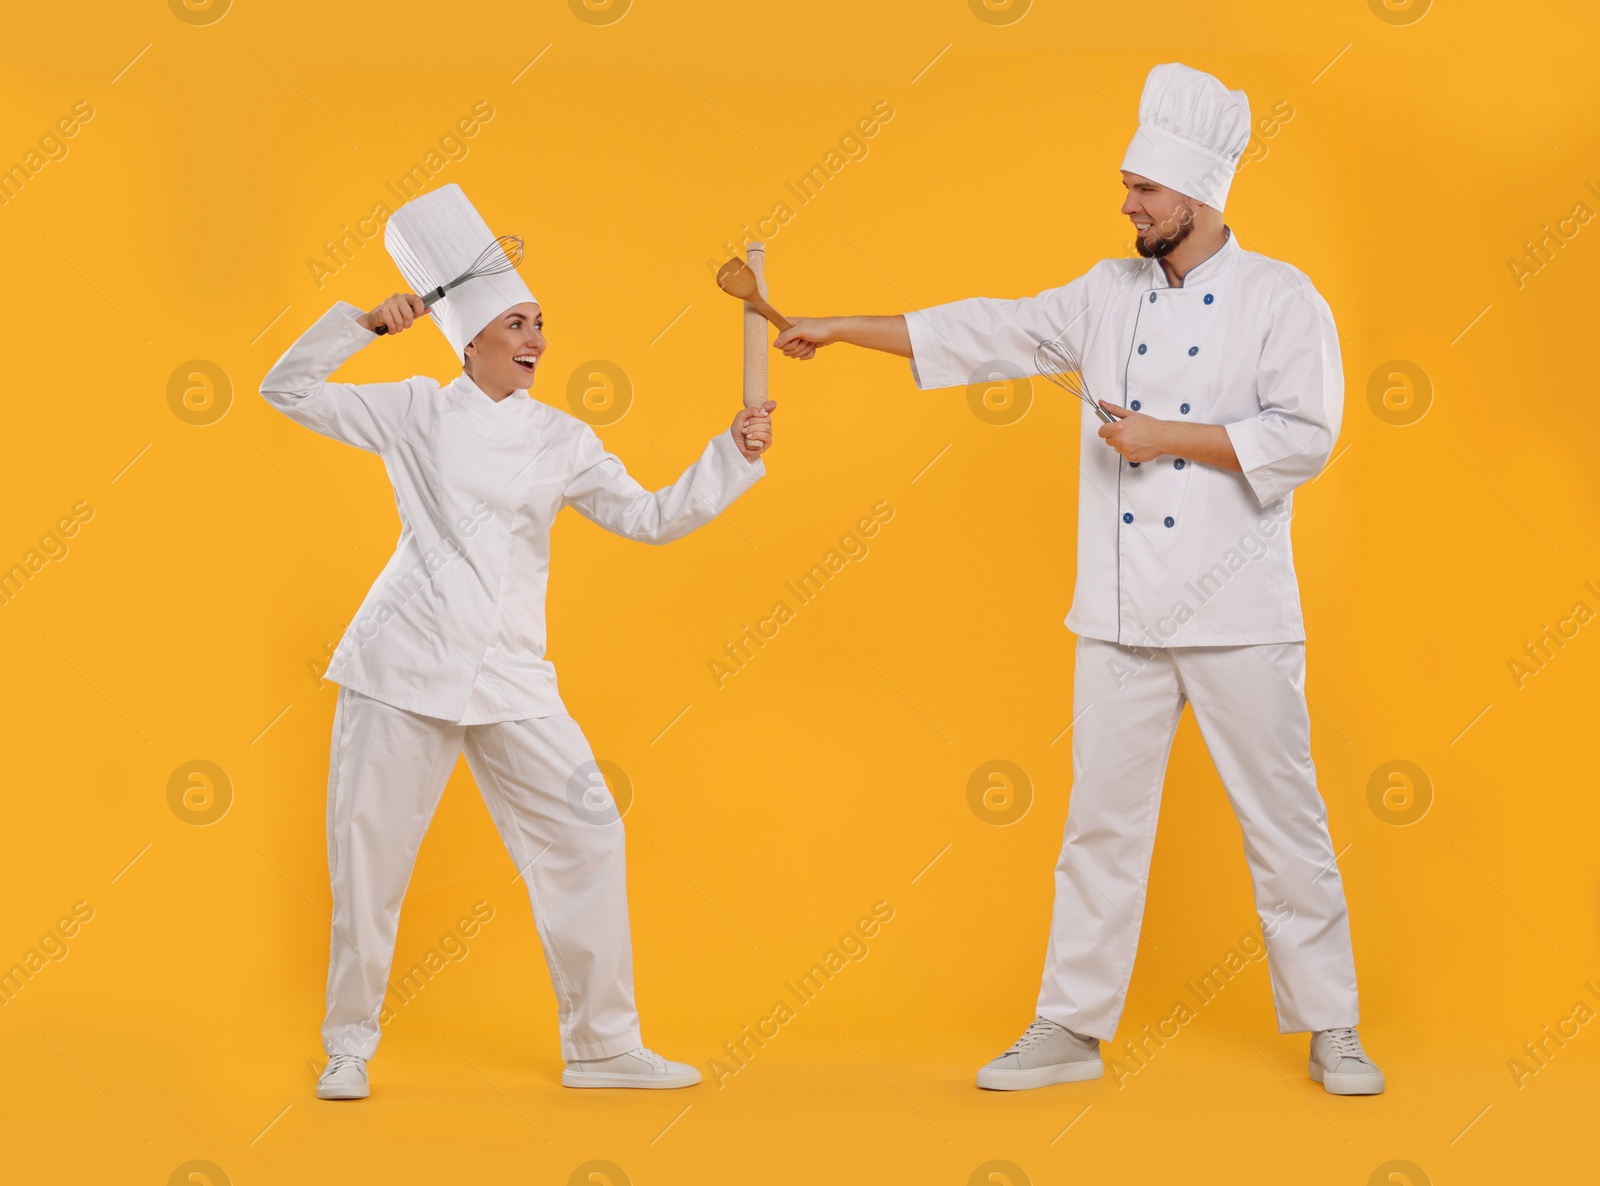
[441,370,545,442]
[1148,225,1239,290]
[454,371,539,416]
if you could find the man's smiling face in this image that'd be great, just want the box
[1121,171,1198,259]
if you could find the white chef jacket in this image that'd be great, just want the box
[904,230,1342,647]
[261,301,765,723]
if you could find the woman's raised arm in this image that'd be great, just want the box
[259,295,427,455]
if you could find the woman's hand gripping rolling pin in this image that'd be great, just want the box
[731,400,777,462]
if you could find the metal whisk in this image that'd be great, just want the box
[1035,338,1115,423]
[374,234,527,335]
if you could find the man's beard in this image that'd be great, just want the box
[1135,205,1196,258]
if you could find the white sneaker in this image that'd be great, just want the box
[1309,1028,1385,1095]
[316,1053,369,1100]
[562,1046,701,1089]
[976,1017,1103,1091]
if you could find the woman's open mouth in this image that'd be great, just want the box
[514,354,537,373]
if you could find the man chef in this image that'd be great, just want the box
[261,184,774,1100]
[773,63,1383,1095]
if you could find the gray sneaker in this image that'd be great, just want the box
[976,1016,1103,1091]
[1309,1027,1385,1095]
[316,1053,369,1100]
[562,1046,701,1089]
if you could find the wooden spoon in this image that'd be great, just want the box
[716,256,793,331]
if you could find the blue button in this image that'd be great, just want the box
[1174,458,1186,469]
[1129,461,1140,468]
[1188,346,1199,356]
[1148,292,1157,303]
[1130,399,1141,411]
[1180,403,1190,414]
[1123,512,1133,523]
[1164,516,1175,528]
[1204,293,1214,305]
[1137,343,1147,355]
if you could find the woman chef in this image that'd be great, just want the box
[260,184,775,1100]
[773,65,1385,1097]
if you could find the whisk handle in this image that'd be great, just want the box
[372,285,448,335]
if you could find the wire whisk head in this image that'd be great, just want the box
[1035,337,1115,423]
[1034,338,1089,397]
[468,234,525,277]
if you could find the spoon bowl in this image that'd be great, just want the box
[715,255,793,331]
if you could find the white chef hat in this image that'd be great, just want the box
[383,183,536,359]
[1120,63,1251,211]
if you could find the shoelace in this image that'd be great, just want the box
[630,1047,667,1070]
[1004,1018,1066,1054]
[1322,1028,1365,1061]
[324,1053,363,1076]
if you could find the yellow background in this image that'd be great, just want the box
[2,0,1597,1182]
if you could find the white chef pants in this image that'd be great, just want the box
[321,684,642,1061]
[1037,637,1360,1038]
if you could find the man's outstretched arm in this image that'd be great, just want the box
[774,315,912,360]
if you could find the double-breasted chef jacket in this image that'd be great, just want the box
[261,300,765,724]
[904,229,1342,648]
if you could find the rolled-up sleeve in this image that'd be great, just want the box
[259,301,420,454]
[903,265,1103,390]
[1224,277,1345,508]
[562,426,763,545]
